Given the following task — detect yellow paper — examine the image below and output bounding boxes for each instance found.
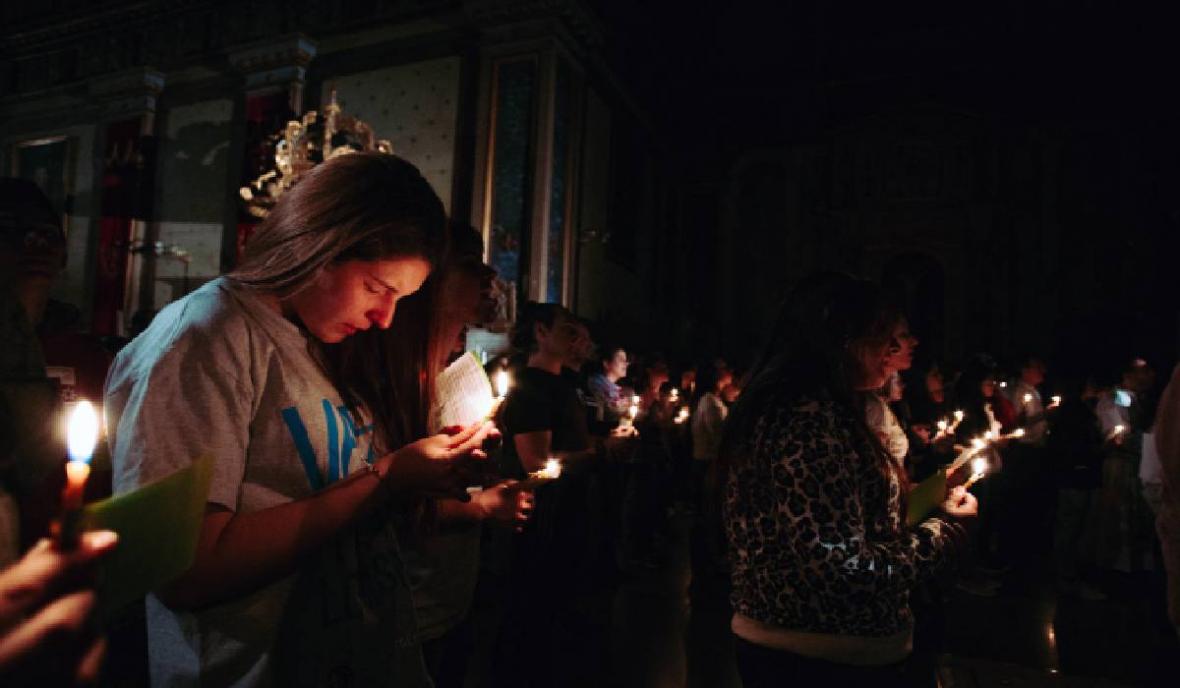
[81,456,213,616]
[906,469,947,527]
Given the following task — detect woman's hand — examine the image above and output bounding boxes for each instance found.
[475,481,534,531]
[940,485,978,520]
[0,530,118,686]
[382,421,497,501]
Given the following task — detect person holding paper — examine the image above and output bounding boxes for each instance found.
[323,222,531,688]
[106,153,493,687]
[721,273,974,688]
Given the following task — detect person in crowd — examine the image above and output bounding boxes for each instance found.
[306,222,532,688]
[1095,357,1156,573]
[1153,363,1180,639]
[492,302,596,687]
[954,354,1010,592]
[0,529,119,685]
[690,360,732,571]
[1048,371,1107,600]
[904,361,955,481]
[1007,355,1055,563]
[588,345,630,423]
[2,178,120,559]
[722,272,974,687]
[106,153,493,687]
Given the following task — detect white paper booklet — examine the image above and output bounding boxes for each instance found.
[429,352,496,434]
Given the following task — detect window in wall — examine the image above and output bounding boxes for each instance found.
[545,60,573,303]
[487,58,537,302]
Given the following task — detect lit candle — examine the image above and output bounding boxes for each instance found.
[999,381,1008,389]
[484,369,511,420]
[1050,395,1062,408]
[58,400,98,549]
[674,405,690,424]
[670,387,680,402]
[521,457,563,488]
[963,455,989,489]
[1004,427,1026,440]
[1023,393,1033,404]
[971,437,987,451]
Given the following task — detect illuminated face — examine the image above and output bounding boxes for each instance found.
[883,320,918,374]
[605,349,629,380]
[537,313,583,361]
[286,257,431,344]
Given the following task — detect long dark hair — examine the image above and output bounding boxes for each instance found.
[230,152,446,296]
[321,223,497,452]
[719,272,902,478]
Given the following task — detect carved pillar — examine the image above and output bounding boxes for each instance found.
[225,34,317,269]
[88,67,165,337]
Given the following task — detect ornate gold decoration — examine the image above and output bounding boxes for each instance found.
[239,89,394,218]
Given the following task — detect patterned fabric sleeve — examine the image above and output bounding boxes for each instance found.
[774,402,956,596]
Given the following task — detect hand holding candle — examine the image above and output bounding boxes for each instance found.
[485,369,511,420]
[521,457,562,489]
[963,455,989,489]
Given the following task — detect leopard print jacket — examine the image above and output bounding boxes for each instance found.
[725,395,958,637]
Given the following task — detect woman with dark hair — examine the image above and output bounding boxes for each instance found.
[588,344,631,425]
[722,273,974,687]
[106,153,494,686]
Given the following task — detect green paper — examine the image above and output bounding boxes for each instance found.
[81,456,213,616]
[906,469,947,527]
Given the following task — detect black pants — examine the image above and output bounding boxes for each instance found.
[734,637,918,688]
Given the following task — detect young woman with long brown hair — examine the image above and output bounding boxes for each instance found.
[721,273,976,687]
[106,152,493,686]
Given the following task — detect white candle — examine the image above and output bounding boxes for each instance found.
[494,370,510,399]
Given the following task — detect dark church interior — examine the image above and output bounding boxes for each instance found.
[2,2,1179,686]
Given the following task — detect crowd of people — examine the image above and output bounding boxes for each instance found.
[1,153,1178,687]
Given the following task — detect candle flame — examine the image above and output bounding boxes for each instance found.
[972,437,987,450]
[937,419,948,431]
[628,403,639,420]
[67,400,99,464]
[1023,393,1033,404]
[1114,424,1125,435]
[540,458,562,479]
[495,370,510,398]
[954,410,965,422]
[984,430,995,440]
[1051,395,1062,405]
[65,459,91,486]
[970,456,988,476]
[1012,428,1026,438]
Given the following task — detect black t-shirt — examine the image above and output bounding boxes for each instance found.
[497,366,590,479]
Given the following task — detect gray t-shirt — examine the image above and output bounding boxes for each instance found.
[106,278,378,687]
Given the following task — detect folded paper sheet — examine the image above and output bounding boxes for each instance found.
[81,456,213,616]
[906,469,947,527]
[429,353,496,434]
